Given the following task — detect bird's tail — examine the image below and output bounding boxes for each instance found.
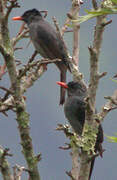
[88,158,95,180]
[89,124,104,180]
[59,69,67,105]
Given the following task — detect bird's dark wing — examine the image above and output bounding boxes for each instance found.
[64,96,85,135]
[29,19,68,64]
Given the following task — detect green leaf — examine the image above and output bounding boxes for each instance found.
[106,134,117,143]
[85,8,112,15]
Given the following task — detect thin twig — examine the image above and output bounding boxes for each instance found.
[18,58,62,79]
[12,29,29,47]
[5,0,20,19]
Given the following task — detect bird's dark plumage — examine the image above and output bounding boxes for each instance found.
[18,9,70,105]
[57,81,103,180]
[64,81,87,135]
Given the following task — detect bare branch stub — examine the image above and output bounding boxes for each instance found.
[56,123,74,137]
[102,19,112,27]
[35,153,42,162]
[98,90,117,122]
[66,171,76,180]
[98,72,107,79]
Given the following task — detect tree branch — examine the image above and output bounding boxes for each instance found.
[0,147,13,180]
[78,152,91,180]
[86,12,112,124]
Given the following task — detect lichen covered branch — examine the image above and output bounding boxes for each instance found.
[0,1,41,179]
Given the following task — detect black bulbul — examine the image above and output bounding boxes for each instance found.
[57,81,104,180]
[12,9,71,105]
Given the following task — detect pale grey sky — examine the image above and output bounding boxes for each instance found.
[0,1,117,179]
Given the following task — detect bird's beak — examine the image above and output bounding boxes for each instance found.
[56,82,68,89]
[12,16,23,21]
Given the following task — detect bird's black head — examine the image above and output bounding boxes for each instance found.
[21,9,42,24]
[57,81,87,98]
[67,81,87,97]
[12,9,42,24]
